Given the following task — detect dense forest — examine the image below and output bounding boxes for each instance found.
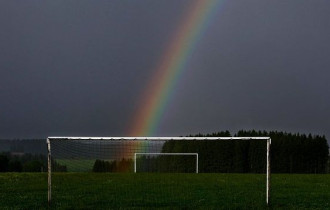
[92,130,329,174]
[1,130,329,173]
[235,130,329,173]
[0,152,66,172]
[159,130,329,173]
[93,159,133,172]
[0,153,47,172]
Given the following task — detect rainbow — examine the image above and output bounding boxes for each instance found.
[129,0,224,136]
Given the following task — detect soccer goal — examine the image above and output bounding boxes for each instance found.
[47,137,271,206]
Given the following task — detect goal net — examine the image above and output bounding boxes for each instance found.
[47,137,271,208]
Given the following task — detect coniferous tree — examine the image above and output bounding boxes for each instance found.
[0,154,9,172]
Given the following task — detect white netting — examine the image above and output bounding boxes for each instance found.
[48,137,269,208]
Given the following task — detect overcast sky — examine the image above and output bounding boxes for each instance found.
[0,0,329,142]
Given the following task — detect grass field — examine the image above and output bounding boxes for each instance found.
[0,173,329,209]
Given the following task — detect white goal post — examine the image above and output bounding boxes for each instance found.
[47,136,271,205]
[134,153,199,173]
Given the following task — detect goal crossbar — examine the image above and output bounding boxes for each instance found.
[47,136,270,141]
[47,136,271,206]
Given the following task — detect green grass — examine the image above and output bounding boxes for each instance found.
[0,173,329,209]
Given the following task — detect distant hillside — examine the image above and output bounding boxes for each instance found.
[0,139,46,155]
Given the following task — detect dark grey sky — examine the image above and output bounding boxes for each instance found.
[1,0,329,142]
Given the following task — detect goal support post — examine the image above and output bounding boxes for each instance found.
[47,138,51,206]
[47,136,271,205]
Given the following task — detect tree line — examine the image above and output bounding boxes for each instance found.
[235,130,329,173]
[92,156,197,173]
[92,159,133,172]
[92,130,329,174]
[0,152,67,172]
[159,130,329,173]
[0,152,47,172]
[1,130,328,173]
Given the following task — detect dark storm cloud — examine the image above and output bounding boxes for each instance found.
[161,0,330,139]
[0,0,329,143]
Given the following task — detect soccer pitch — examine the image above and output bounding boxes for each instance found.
[0,173,329,209]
